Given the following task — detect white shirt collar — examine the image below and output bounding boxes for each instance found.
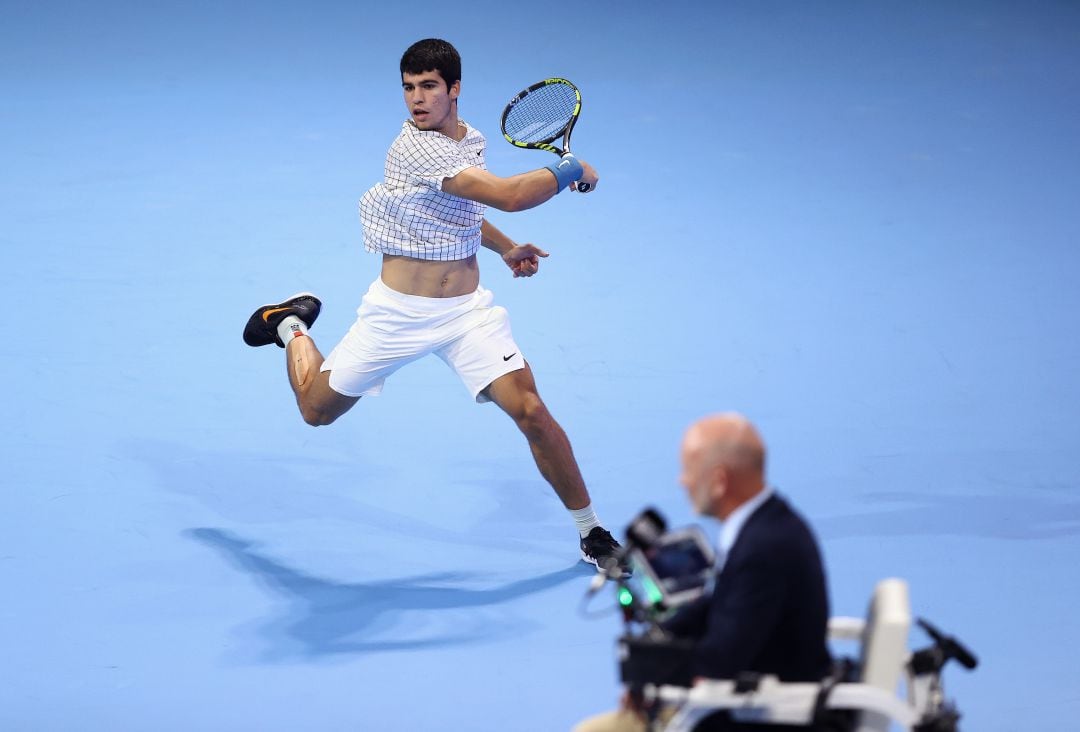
[718,485,774,557]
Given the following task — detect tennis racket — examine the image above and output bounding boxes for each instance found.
[501,77,591,193]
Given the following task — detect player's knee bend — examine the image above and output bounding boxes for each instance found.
[514,393,553,438]
[299,403,340,427]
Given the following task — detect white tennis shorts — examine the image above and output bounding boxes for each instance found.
[320,278,526,402]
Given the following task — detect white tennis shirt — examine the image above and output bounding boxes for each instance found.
[359,120,487,261]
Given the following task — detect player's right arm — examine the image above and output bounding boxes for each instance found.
[442,160,598,212]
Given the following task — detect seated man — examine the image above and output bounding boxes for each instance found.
[576,413,832,732]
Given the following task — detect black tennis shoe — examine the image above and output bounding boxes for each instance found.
[242,292,322,348]
[580,526,627,575]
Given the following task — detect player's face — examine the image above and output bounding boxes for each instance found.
[402,70,460,137]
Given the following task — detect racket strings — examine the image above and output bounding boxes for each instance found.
[503,83,578,144]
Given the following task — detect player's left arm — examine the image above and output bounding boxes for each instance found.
[481,219,549,278]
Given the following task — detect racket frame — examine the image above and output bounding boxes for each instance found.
[501,78,590,192]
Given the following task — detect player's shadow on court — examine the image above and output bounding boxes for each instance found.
[186,527,589,662]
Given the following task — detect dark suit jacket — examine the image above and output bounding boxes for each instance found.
[663,493,832,683]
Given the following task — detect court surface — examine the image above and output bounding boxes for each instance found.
[3,2,1079,730]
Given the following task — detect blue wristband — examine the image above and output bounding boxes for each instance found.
[545,154,584,192]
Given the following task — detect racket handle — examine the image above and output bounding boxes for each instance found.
[576,181,591,193]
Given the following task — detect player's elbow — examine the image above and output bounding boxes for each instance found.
[497,197,530,213]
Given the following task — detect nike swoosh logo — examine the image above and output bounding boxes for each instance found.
[503,353,517,361]
[261,306,292,322]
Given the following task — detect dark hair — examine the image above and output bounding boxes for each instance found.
[400,38,461,89]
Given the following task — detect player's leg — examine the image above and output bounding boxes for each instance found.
[482,366,623,568]
[242,292,359,425]
[284,335,359,425]
[483,364,589,509]
[436,293,623,568]
[430,295,591,509]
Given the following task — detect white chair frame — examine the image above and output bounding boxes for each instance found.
[648,578,951,732]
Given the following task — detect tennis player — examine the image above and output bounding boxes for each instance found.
[242,38,621,569]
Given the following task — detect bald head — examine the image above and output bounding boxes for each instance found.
[680,413,767,519]
[684,413,766,475]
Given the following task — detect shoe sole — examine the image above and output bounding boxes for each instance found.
[581,550,632,577]
[255,292,319,318]
[243,292,321,347]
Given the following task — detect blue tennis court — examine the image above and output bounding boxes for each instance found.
[3,2,1078,729]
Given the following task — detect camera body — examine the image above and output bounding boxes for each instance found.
[614,508,717,688]
[619,507,717,619]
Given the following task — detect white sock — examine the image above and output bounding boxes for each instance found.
[277,315,309,346]
[570,504,601,538]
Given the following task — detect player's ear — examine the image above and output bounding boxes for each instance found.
[449,80,461,101]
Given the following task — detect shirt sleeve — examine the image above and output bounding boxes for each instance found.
[399,132,476,190]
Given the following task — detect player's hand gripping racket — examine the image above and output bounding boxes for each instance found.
[501,78,591,193]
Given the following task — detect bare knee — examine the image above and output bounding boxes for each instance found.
[298,393,357,426]
[300,405,341,427]
[294,369,358,426]
[513,393,556,440]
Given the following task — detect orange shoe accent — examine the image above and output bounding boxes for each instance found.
[261,306,292,322]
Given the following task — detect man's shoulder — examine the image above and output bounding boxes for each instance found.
[388,122,484,176]
[459,119,486,144]
[739,495,817,551]
[749,493,801,524]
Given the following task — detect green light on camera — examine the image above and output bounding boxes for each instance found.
[618,587,634,607]
[643,579,664,605]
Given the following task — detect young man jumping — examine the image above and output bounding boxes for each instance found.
[242,38,621,570]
